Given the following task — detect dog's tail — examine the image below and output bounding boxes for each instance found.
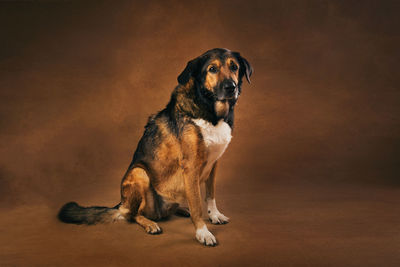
[58,202,124,225]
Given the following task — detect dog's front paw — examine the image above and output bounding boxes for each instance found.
[195,225,217,246]
[209,211,229,224]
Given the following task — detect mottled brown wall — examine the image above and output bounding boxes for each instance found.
[0,0,399,209]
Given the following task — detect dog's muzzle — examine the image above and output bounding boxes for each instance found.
[217,80,238,101]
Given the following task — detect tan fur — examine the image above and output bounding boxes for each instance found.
[205,59,222,91]
[119,115,209,231]
[215,100,229,117]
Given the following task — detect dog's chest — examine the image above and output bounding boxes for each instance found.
[193,119,232,179]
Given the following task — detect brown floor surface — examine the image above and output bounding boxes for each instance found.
[0,182,400,266]
[1,1,399,266]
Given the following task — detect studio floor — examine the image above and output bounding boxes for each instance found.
[1,181,399,266]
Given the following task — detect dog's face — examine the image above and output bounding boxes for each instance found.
[178,48,252,118]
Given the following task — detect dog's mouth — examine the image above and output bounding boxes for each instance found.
[216,95,237,101]
[197,84,238,116]
[216,86,238,101]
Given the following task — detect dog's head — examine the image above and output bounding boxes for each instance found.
[177,48,253,118]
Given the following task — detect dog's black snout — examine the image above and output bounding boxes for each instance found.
[223,80,236,93]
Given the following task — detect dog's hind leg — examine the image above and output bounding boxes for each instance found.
[119,167,162,234]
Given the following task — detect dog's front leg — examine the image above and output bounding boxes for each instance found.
[181,124,217,246]
[184,173,217,246]
[205,162,230,224]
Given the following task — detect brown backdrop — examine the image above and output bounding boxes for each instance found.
[0,1,399,266]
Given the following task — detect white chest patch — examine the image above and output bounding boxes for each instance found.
[193,119,232,179]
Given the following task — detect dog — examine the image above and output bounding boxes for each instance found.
[58,48,252,246]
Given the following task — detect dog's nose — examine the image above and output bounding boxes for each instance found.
[223,80,236,93]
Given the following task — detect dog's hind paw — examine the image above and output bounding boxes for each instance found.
[145,223,162,235]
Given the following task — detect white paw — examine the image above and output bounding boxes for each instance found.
[209,211,229,224]
[195,225,217,246]
[207,199,229,224]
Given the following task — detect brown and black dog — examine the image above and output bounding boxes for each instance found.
[58,48,253,246]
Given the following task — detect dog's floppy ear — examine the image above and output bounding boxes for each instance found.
[177,57,203,85]
[233,52,253,83]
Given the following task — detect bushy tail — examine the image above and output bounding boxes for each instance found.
[58,202,123,225]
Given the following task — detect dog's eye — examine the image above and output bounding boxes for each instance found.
[208,66,218,73]
[230,64,238,71]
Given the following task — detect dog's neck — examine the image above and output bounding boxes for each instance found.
[169,80,235,127]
